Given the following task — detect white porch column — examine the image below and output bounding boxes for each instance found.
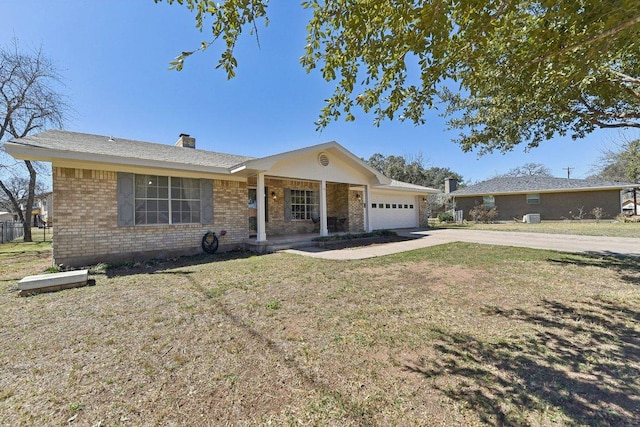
[319,179,328,236]
[364,185,372,232]
[256,172,267,242]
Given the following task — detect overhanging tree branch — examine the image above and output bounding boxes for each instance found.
[531,15,640,65]
[159,0,640,153]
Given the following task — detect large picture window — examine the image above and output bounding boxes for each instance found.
[290,189,318,220]
[134,175,200,225]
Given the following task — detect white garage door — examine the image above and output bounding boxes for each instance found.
[370,194,418,230]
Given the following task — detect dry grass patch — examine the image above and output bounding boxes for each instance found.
[0,243,638,426]
[0,242,52,283]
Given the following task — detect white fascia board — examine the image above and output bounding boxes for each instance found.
[372,185,440,195]
[229,164,247,174]
[4,142,231,175]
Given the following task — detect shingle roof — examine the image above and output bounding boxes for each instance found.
[6,130,439,194]
[10,130,255,169]
[452,176,636,196]
[385,179,439,193]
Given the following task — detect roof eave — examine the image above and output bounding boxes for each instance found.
[4,142,231,175]
[372,184,440,195]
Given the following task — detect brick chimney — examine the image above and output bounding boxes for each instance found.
[444,178,458,193]
[175,133,195,148]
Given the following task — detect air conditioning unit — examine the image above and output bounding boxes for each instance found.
[523,213,541,224]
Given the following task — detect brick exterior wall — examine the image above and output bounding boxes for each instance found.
[52,167,247,266]
[348,189,364,232]
[455,190,622,221]
[264,178,320,236]
[213,179,249,242]
[265,183,285,234]
[419,196,429,227]
[327,182,349,220]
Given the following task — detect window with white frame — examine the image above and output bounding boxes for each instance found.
[290,189,318,220]
[526,193,540,204]
[134,175,200,225]
[483,195,495,208]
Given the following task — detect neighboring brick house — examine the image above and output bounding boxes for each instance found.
[4,130,437,266]
[449,176,636,221]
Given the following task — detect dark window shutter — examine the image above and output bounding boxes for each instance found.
[284,188,291,221]
[117,172,135,226]
[200,179,213,225]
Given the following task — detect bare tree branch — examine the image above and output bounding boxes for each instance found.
[0,40,67,241]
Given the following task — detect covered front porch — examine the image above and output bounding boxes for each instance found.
[246,174,371,243]
[227,141,419,244]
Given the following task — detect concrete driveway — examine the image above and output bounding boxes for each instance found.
[284,228,640,260]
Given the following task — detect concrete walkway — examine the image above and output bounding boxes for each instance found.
[283,228,640,260]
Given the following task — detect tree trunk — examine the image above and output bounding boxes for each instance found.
[0,179,26,223]
[22,160,37,242]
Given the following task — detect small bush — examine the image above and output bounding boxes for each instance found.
[438,212,454,223]
[591,207,605,222]
[469,204,498,224]
[617,214,640,223]
[569,206,586,220]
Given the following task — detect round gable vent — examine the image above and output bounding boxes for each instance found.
[318,152,330,167]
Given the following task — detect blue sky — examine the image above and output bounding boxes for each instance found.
[2,1,636,183]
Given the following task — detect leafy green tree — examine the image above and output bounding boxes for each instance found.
[0,43,67,241]
[155,0,640,153]
[590,139,640,183]
[366,153,463,189]
[496,163,553,178]
[422,167,464,191]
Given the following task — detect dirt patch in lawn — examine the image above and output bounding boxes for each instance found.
[1,243,638,426]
